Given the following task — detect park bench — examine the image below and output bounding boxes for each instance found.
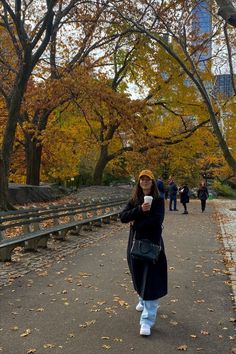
[0,196,128,262]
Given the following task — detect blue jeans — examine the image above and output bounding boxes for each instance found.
[138,297,160,327]
[169,195,177,210]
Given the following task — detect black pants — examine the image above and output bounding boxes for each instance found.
[201,199,206,211]
[182,202,187,211]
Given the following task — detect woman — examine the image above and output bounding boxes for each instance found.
[120,169,167,336]
[197,181,209,212]
[179,183,190,214]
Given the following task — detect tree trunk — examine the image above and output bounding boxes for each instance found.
[0,151,13,211]
[23,110,50,186]
[93,145,109,185]
[25,136,43,186]
[0,89,26,210]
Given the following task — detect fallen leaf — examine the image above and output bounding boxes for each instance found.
[190,334,197,339]
[177,344,188,351]
[79,320,96,328]
[43,344,56,349]
[160,314,168,319]
[102,345,111,349]
[195,299,205,303]
[20,329,31,337]
[27,349,37,353]
[10,326,19,331]
[36,308,44,312]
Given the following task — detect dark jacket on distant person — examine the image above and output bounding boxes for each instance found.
[197,186,209,200]
[179,185,189,204]
[156,179,165,198]
[168,181,178,196]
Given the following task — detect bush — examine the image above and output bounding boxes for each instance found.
[102,172,132,186]
[212,180,236,197]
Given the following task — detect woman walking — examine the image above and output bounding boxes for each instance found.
[179,183,190,214]
[120,169,167,336]
[197,181,209,212]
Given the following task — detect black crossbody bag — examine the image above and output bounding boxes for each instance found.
[131,234,161,264]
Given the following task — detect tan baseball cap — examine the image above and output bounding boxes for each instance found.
[139,169,155,180]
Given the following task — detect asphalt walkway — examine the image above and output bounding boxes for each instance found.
[0,199,235,354]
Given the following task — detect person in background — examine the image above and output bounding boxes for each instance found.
[197,181,209,212]
[179,182,190,214]
[156,176,165,199]
[120,169,167,337]
[168,177,178,211]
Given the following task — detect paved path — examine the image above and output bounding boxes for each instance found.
[213,199,236,309]
[0,199,235,354]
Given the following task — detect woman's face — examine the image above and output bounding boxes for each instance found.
[139,175,152,192]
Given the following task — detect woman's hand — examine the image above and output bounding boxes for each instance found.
[141,202,151,212]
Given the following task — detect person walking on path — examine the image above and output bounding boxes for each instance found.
[120,169,167,337]
[168,177,178,211]
[156,177,165,199]
[179,183,189,214]
[197,181,209,212]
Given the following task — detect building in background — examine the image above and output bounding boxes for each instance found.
[192,0,212,72]
[192,1,235,98]
[213,74,235,98]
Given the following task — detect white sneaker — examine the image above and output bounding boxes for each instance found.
[140,324,151,336]
[136,302,144,312]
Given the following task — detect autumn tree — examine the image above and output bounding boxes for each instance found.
[18,2,126,187]
[0,0,90,209]
[109,0,236,178]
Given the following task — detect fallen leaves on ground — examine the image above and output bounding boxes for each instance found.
[113,296,129,308]
[79,320,96,328]
[26,349,37,353]
[43,344,56,349]
[177,344,188,351]
[102,344,111,350]
[20,329,31,337]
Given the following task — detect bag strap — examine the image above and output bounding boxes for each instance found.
[130,222,162,248]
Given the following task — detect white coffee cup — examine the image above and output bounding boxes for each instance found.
[144,195,153,206]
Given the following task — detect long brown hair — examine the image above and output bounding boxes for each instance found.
[199,181,206,188]
[130,178,159,205]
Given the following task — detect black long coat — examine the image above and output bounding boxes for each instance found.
[179,185,189,204]
[120,196,168,300]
